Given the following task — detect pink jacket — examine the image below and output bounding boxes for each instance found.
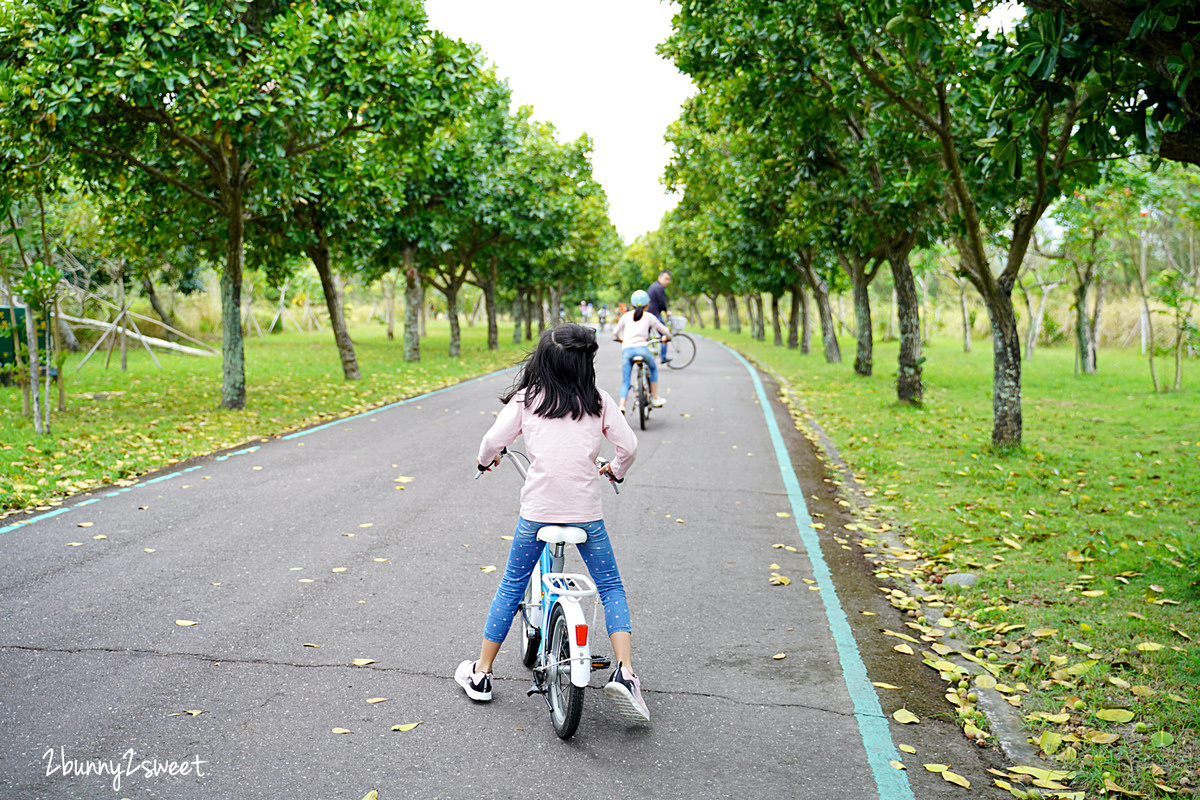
[478,388,637,523]
[613,310,670,350]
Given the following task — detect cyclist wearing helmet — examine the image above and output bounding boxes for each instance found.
[612,289,671,414]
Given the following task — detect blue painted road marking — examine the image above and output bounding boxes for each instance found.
[723,343,914,800]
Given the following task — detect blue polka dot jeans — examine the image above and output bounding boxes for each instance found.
[483,517,631,644]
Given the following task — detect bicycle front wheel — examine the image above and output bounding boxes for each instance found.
[547,605,584,739]
[519,560,542,669]
[665,333,696,369]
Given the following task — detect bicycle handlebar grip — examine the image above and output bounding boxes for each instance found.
[477,462,490,473]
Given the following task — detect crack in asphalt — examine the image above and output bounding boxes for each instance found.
[0,643,863,719]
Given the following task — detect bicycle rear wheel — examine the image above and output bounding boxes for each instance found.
[665,333,696,369]
[637,364,649,430]
[547,604,584,739]
[518,560,542,669]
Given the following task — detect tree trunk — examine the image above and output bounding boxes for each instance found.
[483,257,499,350]
[1090,277,1104,370]
[117,269,128,371]
[1134,236,1160,391]
[851,277,872,376]
[385,271,396,341]
[771,292,783,346]
[959,283,972,354]
[984,284,1023,447]
[689,297,704,328]
[35,187,64,417]
[307,235,361,380]
[512,292,523,344]
[403,246,420,362]
[889,241,923,404]
[220,201,247,409]
[24,298,43,434]
[536,286,545,333]
[525,289,533,340]
[2,213,31,414]
[447,283,461,356]
[795,254,838,362]
[787,283,801,349]
[142,276,179,341]
[727,294,741,333]
[708,293,721,330]
[837,251,880,377]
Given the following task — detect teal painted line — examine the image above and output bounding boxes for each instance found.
[0,506,72,534]
[281,369,515,441]
[723,343,914,800]
[143,471,182,485]
[74,499,100,506]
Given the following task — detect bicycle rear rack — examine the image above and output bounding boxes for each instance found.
[542,572,598,599]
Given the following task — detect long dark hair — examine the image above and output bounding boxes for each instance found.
[633,307,645,321]
[501,323,602,419]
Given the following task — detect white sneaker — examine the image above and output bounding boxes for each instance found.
[604,666,650,722]
[650,397,664,408]
[455,660,493,702]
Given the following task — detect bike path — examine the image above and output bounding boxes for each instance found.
[0,333,1001,799]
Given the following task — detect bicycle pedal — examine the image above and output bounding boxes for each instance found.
[526,681,545,697]
[591,656,611,670]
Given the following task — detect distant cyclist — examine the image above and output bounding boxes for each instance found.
[646,270,672,364]
[612,289,670,415]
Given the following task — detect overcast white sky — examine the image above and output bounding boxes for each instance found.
[423,0,695,243]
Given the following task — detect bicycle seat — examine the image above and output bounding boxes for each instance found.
[630,355,646,363]
[537,525,588,545]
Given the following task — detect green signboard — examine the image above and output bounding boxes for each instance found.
[0,306,51,369]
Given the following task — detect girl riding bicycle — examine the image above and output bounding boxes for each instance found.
[612,289,671,415]
[458,323,651,722]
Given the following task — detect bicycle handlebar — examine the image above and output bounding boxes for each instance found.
[476,449,619,494]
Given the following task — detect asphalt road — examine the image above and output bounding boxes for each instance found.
[0,332,1005,800]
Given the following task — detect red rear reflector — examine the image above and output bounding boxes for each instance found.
[575,624,588,646]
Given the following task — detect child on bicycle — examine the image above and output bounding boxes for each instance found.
[612,289,671,415]
[458,323,650,722]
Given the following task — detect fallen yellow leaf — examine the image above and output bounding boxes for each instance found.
[481,565,497,573]
[303,643,320,648]
[77,522,93,528]
[889,760,906,770]
[924,764,948,773]
[941,770,970,789]
[872,682,901,690]
[898,744,916,754]
[351,658,376,666]
[776,512,790,518]
[331,727,351,734]
[893,643,914,655]
[391,722,423,732]
[366,698,390,704]
[772,653,787,660]
[1136,641,1163,652]
[893,708,919,724]
[332,567,348,573]
[175,620,198,627]
[395,476,415,483]
[359,523,373,528]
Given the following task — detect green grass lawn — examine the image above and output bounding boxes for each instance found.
[1,323,529,513]
[705,326,1199,796]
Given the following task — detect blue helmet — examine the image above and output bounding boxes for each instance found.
[631,289,650,307]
